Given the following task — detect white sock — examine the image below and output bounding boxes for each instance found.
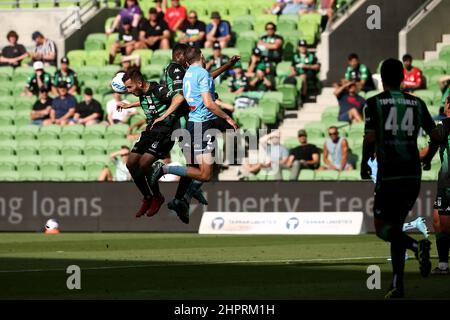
[438,262,448,270]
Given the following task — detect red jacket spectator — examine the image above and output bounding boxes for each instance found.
[402,54,423,92]
[164,0,187,32]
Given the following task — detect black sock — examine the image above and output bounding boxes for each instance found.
[436,232,449,264]
[400,233,418,254]
[145,169,161,197]
[185,180,203,202]
[130,167,152,199]
[390,241,406,290]
[380,225,418,254]
[175,176,192,200]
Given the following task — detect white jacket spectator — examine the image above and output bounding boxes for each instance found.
[106,93,137,124]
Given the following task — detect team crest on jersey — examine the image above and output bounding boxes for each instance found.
[174,68,181,73]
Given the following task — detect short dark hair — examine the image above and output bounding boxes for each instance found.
[124,0,138,9]
[121,145,130,150]
[172,42,189,62]
[149,7,158,14]
[402,53,412,62]
[265,22,276,31]
[380,58,404,88]
[123,67,145,84]
[348,53,359,61]
[6,30,18,41]
[185,46,202,64]
[328,126,338,132]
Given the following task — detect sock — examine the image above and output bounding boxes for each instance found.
[436,232,449,265]
[390,240,406,290]
[175,176,192,200]
[185,180,203,203]
[130,167,152,199]
[166,165,188,177]
[145,168,161,197]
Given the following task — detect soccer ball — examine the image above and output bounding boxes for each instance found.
[45,219,59,231]
[111,72,127,93]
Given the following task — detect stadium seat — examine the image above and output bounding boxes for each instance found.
[414,89,435,105]
[258,99,279,125]
[42,170,66,182]
[85,50,108,67]
[233,20,253,33]
[298,169,315,181]
[67,50,87,67]
[282,31,301,61]
[61,140,86,156]
[0,171,20,181]
[424,59,447,77]
[16,140,39,156]
[39,139,63,155]
[84,33,107,51]
[83,124,107,139]
[0,162,15,172]
[276,84,297,110]
[314,170,340,181]
[0,96,14,109]
[236,110,260,134]
[232,15,255,25]
[15,126,39,141]
[65,170,89,181]
[0,67,13,82]
[104,16,116,32]
[40,154,64,166]
[304,122,327,136]
[283,137,299,149]
[339,170,360,181]
[142,64,165,79]
[105,123,129,139]
[277,19,298,33]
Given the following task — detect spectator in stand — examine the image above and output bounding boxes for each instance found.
[106,0,142,35]
[401,54,423,92]
[106,92,137,124]
[334,81,365,123]
[72,88,103,125]
[439,75,450,108]
[50,83,77,126]
[126,118,146,140]
[164,0,187,33]
[31,31,57,66]
[179,11,206,48]
[137,7,171,50]
[298,0,317,15]
[241,130,289,179]
[53,56,79,96]
[98,146,132,182]
[285,129,320,180]
[205,11,232,49]
[246,47,275,78]
[281,0,304,14]
[0,30,29,68]
[265,0,291,15]
[284,39,320,100]
[109,17,139,64]
[22,61,52,97]
[319,0,336,27]
[154,0,166,21]
[256,22,284,64]
[247,49,275,92]
[318,126,353,171]
[205,41,230,84]
[342,53,375,92]
[31,88,53,125]
[228,61,248,94]
[120,54,141,72]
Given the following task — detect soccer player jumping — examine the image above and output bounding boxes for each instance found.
[422,95,450,275]
[149,46,238,223]
[361,58,439,298]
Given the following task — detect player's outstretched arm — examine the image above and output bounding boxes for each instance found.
[117,101,140,111]
[151,93,185,128]
[211,55,241,79]
[202,91,238,130]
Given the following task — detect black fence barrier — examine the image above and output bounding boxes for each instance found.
[0,181,437,232]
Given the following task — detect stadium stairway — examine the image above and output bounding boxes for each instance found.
[278,87,337,140]
[424,34,450,61]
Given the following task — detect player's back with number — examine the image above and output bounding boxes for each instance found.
[183,65,217,122]
[364,91,435,179]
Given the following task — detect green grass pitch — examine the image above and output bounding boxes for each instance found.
[0,233,449,299]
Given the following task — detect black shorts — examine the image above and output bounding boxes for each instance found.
[434,188,450,215]
[373,179,421,224]
[182,120,220,159]
[131,128,174,158]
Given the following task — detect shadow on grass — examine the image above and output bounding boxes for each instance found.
[1,257,449,300]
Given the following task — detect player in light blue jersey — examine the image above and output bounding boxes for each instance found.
[150,46,238,223]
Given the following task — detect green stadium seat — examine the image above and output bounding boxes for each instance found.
[236,110,260,134]
[151,49,172,64]
[339,170,360,181]
[65,170,89,181]
[0,96,14,109]
[39,139,62,156]
[304,122,327,136]
[232,15,255,25]
[277,19,298,33]
[67,50,87,67]
[0,171,20,181]
[85,50,108,67]
[233,20,254,33]
[0,67,13,82]
[262,91,283,105]
[39,124,62,139]
[222,48,240,57]
[283,137,299,149]
[424,59,448,77]
[0,130,14,141]
[13,67,32,83]
[61,124,84,136]
[0,110,16,123]
[142,64,164,79]
[41,169,66,181]
[15,126,39,141]
[84,145,106,157]
[105,123,129,139]
[14,96,35,111]
[258,99,278,125]
[40,154,64,165]
[87,154,109,165]
[107,138,130,149]
[84,33,107,51]
[298,169,315,181]
[282,31,301,61]
[18,171,42,181]
[77,66,101,80]
[0,163,15,172]
[61,140,85,156]
[83,124,107,138]
[104,16,116,32]
[438,45,450,61]
[414,89,435,105]
[314,170,340,181]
